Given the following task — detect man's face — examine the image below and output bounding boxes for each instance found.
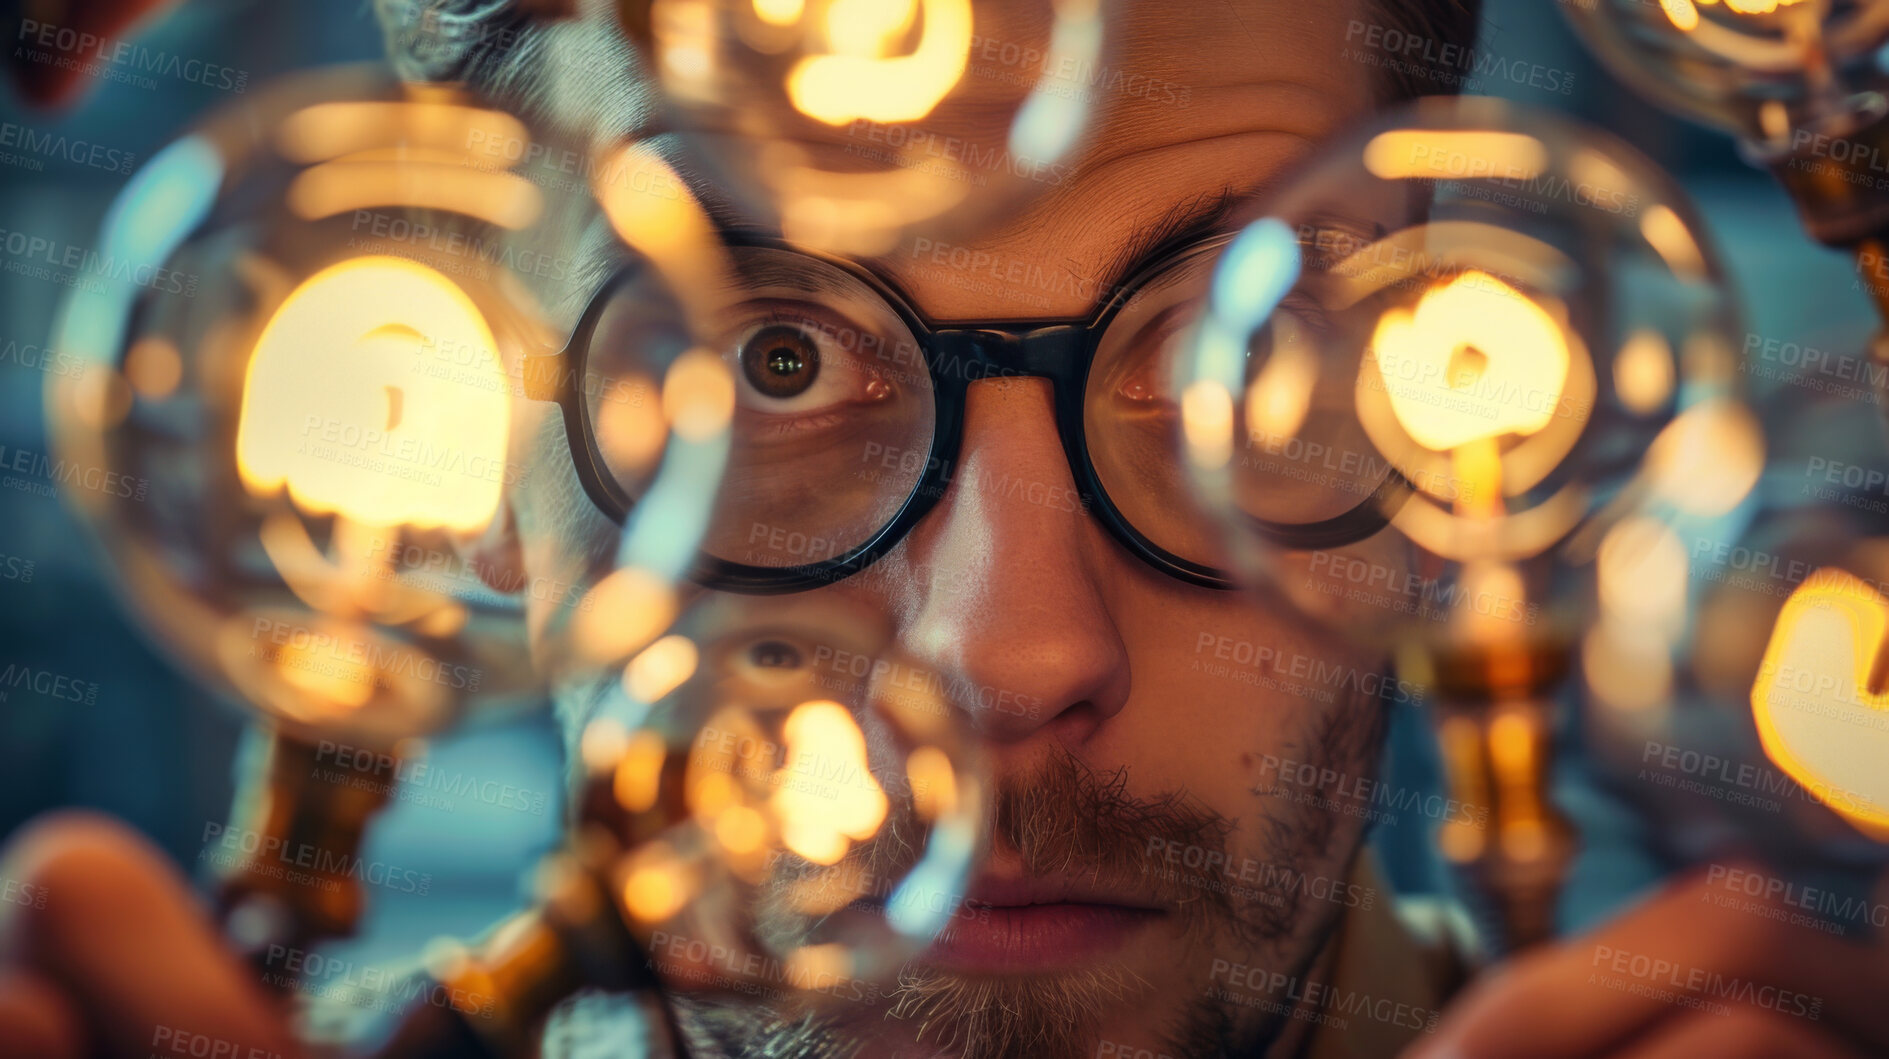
[510,2,1399,1055]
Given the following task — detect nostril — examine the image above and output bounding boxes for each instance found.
[1044,699,1109,744]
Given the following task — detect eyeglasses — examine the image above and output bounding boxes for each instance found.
[524,231,1401,595]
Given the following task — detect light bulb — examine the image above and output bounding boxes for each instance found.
[1170,95,1756,949]
[561,590,984,1013]
[40,66,636,749]
[45,70,530,751]
[620,0,1113,254]
[1176,96,1751,665]
[1583,364,1889,868]
[1561,0,1889,147]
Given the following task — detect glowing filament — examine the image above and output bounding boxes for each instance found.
[1662,0,1810,31]
[1362,131,1548,182]
[1368,271,1570,455]
[234,256,507,532]
[1750,569,1889,834]
[786,0,972,124]
[774,701,887,865]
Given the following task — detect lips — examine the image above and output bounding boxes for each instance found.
[920,873,1165,974]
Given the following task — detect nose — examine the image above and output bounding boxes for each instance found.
[895,377,1132,745]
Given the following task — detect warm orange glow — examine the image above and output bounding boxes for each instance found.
[571,566,679,666]
[784,944,852,985]
[1614,330,1676,415]
[1489,710,1536,773]
[625,634,700,704]
[234,256,508,533]
[662,349,736,442]
[125,337,183,400]
[288,162,543,229]
[70,368,132,431]
[753,0,806,26]
[715,804,769,855]
[581,717,632,773]
[1244,330,1317,444]
[595,373,667,475]
[613,729,670,813]
[1662,0,1811,30]
[1368,271,1571,453]
[1642,400,1763,517]
[907,745,957,820]
[276,99,543,228]
[1750,569,1889,833]
[1362,131,1548,182]
[594,145,705,259]
[275,102,530,165]
[775,163,972,254]
[1639,205,1707,280]
[623,851,692,922]
[1181,379,1234,470]
[1436,714,1487,864]
[775,700,887,865]
[1597,516,1689,630]
[785,0,972,125]
[1584,619,1674,712]
[1662,0,1703,30]
[689,769,743,823]
[274,635,376,712]
[1451,560,1530,646]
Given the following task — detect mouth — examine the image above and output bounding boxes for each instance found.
[920,873,1165,975]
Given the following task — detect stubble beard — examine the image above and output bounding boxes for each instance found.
[671,699,1383,1059]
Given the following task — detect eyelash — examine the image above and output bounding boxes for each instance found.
[728,301,900,429]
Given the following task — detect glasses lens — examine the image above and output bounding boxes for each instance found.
[1083,244,1228,568]
[588,245,936,570]
[1225,275,1391,530]
[1085,242,1388,568]
[585,263,690,507]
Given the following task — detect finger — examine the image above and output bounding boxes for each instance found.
[0,968,87,1058]
[4,0,181,107]
[0,811,304,1059]
[1405,861,1888,1059]
[1612,1007,1865,1059]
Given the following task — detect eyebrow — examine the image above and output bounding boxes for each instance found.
[698,181,1247,310]
[1091,189,1243,299]
[651,169,1377,321]
[729,253,861,300]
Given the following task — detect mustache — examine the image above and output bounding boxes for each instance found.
[988,748,1237,925]
[760,744,1243,950]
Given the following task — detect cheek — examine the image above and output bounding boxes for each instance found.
[1274,533,1418,635]
[1100,581,1380,818]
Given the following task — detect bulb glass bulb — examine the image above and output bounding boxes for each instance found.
[1175,97,1750,663]
[627,0,1113,254]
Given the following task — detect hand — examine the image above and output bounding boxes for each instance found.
[0,811,304,1059]
[1407,860,1889,1058]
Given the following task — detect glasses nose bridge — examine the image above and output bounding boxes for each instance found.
[929,324,1089,385]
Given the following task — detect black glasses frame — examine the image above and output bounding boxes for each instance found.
[525,231,1402,595]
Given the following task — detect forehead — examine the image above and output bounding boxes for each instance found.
[867,0,1377,321]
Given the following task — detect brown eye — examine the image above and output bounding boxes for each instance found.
[740,325,821,399]
[748,639,803,669]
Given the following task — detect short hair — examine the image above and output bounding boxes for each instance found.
[1371,0,1486,102]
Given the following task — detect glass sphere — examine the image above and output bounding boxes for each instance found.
[1582,358,1889,867]
[1175,96,1755,670]
[43,66,668,750]
[566,590,983,1011]
[623,0,1113,254]
[1561,0,1889,146]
